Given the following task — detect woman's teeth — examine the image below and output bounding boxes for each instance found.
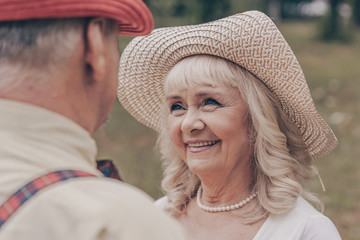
[187,141,218,147]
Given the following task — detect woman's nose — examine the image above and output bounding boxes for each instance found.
[180,109,205,134]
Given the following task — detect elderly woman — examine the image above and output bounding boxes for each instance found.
[117,11,341,239]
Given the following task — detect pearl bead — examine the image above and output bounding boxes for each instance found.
[196,186,257,213]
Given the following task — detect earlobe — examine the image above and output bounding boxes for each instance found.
[84,18,107,83]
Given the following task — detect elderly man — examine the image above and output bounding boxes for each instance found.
[0,1,185,239]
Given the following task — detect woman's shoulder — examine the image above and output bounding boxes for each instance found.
[254,197,341,240]
[154,196,168,209]
[293,197,341,239]
[293,197,335,222]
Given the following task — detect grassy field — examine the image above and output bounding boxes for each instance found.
[95,19,360,239]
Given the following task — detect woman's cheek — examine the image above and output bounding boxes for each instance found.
[168,118,186,159]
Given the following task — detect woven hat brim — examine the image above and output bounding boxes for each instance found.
[0,0,154,36]
[118,11,337,160]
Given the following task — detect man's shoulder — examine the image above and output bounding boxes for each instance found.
[154,195,168,209]
[0,177,187,240]
[40,177,155,210]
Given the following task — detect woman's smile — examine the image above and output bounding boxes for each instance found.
[186,140,220,153]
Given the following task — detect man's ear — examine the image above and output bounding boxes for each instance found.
[84,18,108,83]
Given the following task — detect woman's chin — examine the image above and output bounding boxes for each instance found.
[187,160,220,177]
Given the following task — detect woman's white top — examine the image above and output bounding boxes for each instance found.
[155,196,342,240]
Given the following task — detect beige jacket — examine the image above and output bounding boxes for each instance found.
[0,99,185,240]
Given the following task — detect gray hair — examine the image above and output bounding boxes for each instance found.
[0,18,117,91]
[0,18,89,66]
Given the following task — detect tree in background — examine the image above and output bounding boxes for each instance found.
[320,0,347,40]
[144,0,354,41]
[197,0,231,22]
[264,0,315,20]
[264,0,281,20]
[173,0,187,17]
[146,0,270,25]
[263,0,351,41]
[170,0,232,23]
[354,0,360,26]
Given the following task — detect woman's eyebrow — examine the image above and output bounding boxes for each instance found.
[165,95,182,101]
[195,91,223,98]
[166,91,224,100]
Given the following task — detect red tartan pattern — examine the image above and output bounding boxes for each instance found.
[0,170,96,228]
[96,160,122,181]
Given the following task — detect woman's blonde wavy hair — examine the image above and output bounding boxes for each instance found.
[157,55,322,223]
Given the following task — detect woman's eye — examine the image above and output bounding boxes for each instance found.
[170,103,185,112]
[203,98,221,106]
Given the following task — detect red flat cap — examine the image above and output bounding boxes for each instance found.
[0,0,154,36]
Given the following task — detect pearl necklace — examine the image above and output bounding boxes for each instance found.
[196,186,257,213]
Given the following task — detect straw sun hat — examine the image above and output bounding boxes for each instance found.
[0,0,153,36]
[117,10,337,160]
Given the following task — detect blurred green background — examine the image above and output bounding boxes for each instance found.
[95,0,360,239]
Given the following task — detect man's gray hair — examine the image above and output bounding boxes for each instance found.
[0,18,117,91]
[0,18,89,67]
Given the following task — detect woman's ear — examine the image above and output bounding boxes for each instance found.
[84,18,108,84]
